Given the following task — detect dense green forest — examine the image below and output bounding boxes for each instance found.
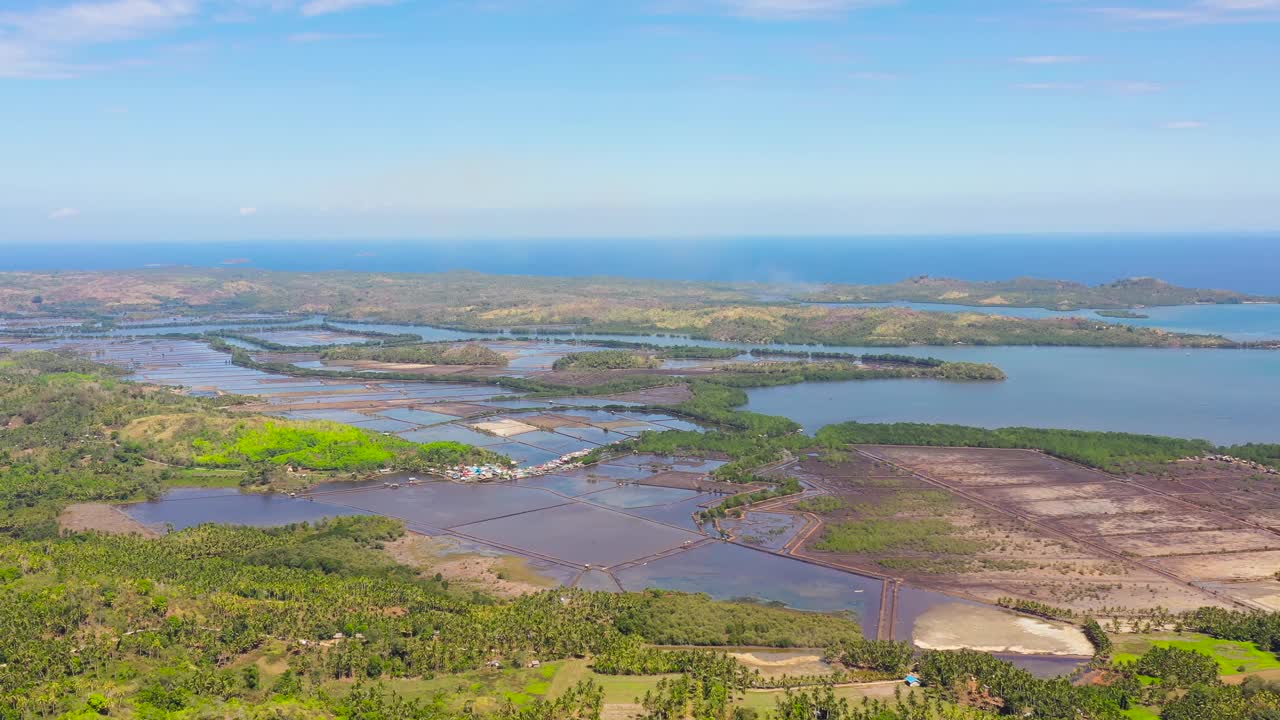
[0,517,867,718]
[815,423,1218,473]
[552,350,664,371]
[322,342,509,366]
[815,422,1278,473]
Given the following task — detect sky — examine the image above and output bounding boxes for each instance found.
[1,0,1278,242]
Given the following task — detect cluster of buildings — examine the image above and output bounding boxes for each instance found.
[445,463,518,482]
[1202,454,1279,476]
[510,448,597,479]
[443,448,598,482]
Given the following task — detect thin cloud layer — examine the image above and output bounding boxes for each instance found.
[0,0,397,77]
[299,0,398,17]
[719,0,898,20]
[0,0,196,77]
[1092,0,1280,24]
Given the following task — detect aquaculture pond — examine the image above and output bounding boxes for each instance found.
[121,472,1093,661]
[325,319,1280,445]
[123,488,364,531]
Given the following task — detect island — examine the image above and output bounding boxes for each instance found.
[796,275,1276,310]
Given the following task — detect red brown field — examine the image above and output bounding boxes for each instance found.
[768,446,1280,616]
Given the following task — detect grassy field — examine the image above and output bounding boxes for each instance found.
[1113,632,1280,675]
[322,662,563,713]
[546,659,908,715]
[1120,706,1162,720]
[815,518,986,555]
[161,468,246,487]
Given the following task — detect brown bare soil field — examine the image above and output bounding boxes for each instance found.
[1017,495,1185,518]
[1106,529,1280,558]
[637,470,746,494]
[1243,510,1280,530]
[1201,580,1280,612]
[1056,512,1231,536]
[1154,550,1280,582]
[778,453,1206,613]
[969,481,1144,504]
[59,503,159,538]
[384,534,556,599]
[780,446,1280,613]
[602,384,693,405]
[521,414,590,430]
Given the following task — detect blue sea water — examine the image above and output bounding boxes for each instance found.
[318,321,1280,444]
[743,346,1280,446]
[2,234,1278,294]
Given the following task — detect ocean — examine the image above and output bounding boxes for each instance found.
[2,234,1278,294]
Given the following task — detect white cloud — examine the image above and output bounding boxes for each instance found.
[0,0,197,78]
[1012,80,1165,95]
[49,207,81,220]
[1110,81,1165,95]
[0,0,197,44]
[716,0,898,20]
[299,0,397,17]
[1162,120,1207,129]
[1092,1,1280,24]
[1014,55,1088,64]
[238,206,258,216]
[1200,0,1280,8]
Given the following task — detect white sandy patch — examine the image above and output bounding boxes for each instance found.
[728,652,824,668]
[912,602,1093,656]
[470,418,539,437]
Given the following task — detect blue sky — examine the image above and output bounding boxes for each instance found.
[1,0,1278,241]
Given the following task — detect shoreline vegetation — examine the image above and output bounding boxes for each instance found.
[1096,309,1151,319]
[794,275,1276,310]
[1,269,1275,348]
[5,341,1280,716]
[204,336,1008,401]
